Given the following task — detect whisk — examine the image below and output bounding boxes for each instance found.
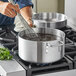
[8,0,38,39]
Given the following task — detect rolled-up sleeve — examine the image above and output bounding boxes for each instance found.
[16,0,33,9]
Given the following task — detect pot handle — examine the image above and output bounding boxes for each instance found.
[46,41,64,47]
[45,41,64,54]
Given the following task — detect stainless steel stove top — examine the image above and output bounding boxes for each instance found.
[0,26,76,76]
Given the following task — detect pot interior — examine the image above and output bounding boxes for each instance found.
[19,28,65,42]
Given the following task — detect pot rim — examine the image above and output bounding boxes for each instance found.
[32,12,67,22]
[18,28,65,42]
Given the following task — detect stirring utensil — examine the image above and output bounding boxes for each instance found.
[8,0,38,39]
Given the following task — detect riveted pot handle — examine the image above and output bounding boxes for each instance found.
[46,41,64,47]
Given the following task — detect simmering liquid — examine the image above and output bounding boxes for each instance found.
[22,33,60,41]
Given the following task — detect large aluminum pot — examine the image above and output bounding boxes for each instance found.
[32,12,67,29]
[18,28,65,63]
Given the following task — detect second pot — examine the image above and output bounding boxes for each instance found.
[32,12,67,29]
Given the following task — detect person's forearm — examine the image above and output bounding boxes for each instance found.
[20,6,32,21]
[20,6,33,26]
[0,1,4,4]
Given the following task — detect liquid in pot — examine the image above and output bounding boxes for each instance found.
[22,33,60,41]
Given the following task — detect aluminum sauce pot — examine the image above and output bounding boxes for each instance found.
[18,28,65,63]
[32,12,67,29]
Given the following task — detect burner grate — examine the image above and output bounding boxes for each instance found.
[0,28,17,50]
[66,53,76,69]
[61,26,76,42]
[65,44,76,55]
[12,52,73,76]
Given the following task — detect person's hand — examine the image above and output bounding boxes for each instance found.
[26,18,33,27]
[0,2,20,18]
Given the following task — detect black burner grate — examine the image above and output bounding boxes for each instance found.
[12,53,73,76]
[0,28,17,50]
[61,26,76,42]
[66,53,76,69]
